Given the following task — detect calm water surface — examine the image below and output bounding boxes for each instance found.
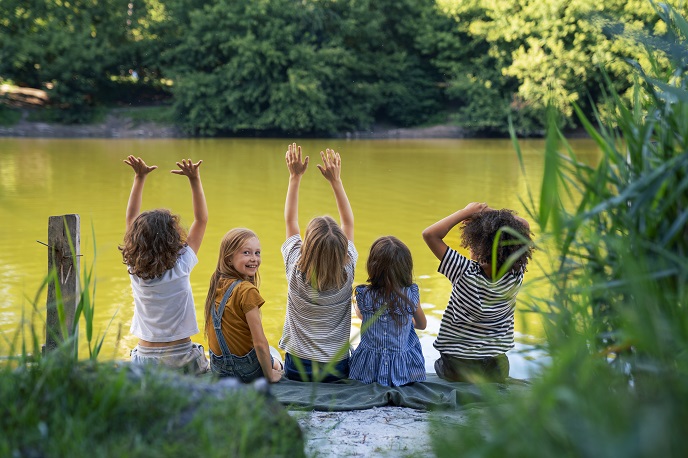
[0,138,598,376]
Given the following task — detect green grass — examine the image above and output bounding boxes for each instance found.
[0,356,304,457]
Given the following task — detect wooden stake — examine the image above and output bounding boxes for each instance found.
[44,214,80,354]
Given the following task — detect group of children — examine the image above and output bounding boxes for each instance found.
[120,144,533,387]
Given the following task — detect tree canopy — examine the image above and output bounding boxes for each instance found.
[1,0,685,134]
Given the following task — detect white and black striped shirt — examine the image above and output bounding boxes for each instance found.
[433,247,524,358]
[279,234,358,363]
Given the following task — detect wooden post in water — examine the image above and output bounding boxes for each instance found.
[44,214,80,354]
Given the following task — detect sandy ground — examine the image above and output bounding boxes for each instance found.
[290,407,469,458]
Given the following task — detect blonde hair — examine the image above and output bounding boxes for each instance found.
[298,216,348,291]
[203,228,260,337]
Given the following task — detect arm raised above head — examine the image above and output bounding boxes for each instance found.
[124,155,158,231]
[317,149,354,241]
[422,202,488,260]
[171,158,207,254]
[284,143,309,239]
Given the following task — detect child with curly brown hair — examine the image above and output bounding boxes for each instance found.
[422,202,533,383]
[120,155,209,375]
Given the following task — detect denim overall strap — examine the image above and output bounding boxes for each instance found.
[212,280,242,357]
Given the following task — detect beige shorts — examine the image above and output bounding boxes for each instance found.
[131,341,210,376]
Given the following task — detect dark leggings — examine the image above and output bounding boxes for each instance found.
[434,353,509,383]
[284,353,349,383]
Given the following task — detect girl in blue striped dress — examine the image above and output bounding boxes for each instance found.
[349,236,427,386]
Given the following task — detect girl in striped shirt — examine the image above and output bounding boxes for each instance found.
[280,143,357,382]
[349,236,427,386]
[422,202,532,383]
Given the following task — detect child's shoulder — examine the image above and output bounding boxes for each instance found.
[281,234,303,256]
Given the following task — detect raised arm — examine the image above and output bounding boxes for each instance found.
[124,155,158,230]
[317,149,354,241]
[284,143,309,239]
[171,159,207,254]
[422,202,488,260]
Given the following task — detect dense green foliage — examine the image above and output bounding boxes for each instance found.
[154,0,446,135]
[1,0,686,133]
[432,3,688,457]
[0,355,304,457]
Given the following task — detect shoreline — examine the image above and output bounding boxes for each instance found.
[0,108,517,140]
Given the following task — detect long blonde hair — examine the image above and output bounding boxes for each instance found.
[203,228,260,337]
[298,216,349,291]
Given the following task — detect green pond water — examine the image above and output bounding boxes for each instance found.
[0,137,599,376]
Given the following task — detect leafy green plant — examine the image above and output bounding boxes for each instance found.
[431,3,688,457]
[0,103,21,126]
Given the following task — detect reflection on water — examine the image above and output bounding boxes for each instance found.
[0,137,597,372]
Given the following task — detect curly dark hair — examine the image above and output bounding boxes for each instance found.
[461,209,533,276]
[119,209,187,280]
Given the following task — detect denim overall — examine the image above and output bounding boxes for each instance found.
[210,280,263,382]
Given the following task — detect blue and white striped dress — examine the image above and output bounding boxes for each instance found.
[349,284,426,386]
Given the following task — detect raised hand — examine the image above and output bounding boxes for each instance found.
[463,202,489,217]
[124,155,157,176]
[316,148,341,183]
[171,158,203,179]
[285,143,309,177]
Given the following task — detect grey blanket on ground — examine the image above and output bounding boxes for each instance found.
[270,374,529,411]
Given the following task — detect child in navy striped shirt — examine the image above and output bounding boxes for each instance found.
[349,236,427,386]
[423,202,532,383]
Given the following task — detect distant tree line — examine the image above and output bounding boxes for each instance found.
[0,0,685,135]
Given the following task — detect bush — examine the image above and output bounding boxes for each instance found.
[0,356,304,457]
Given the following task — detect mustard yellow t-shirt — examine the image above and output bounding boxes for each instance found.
[207,279,265,357]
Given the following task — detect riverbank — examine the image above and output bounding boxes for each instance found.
[0,107,471,139]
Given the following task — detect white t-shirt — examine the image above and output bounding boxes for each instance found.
[279,234,358,362]
[129,247,200,342]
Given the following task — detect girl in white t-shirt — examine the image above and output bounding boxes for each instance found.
[119,155,209,375]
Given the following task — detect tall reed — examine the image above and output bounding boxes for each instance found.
[433,3,688,456]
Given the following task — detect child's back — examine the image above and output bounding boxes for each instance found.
[423,203,532,383]
[121,156,209,375]
[349,236,426,387]
[280,144,357,382]
[280,224,357,363]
